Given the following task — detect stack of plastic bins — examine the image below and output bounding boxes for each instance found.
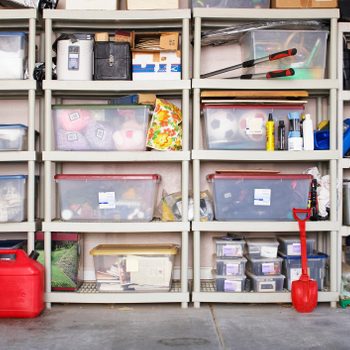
[245,238,285,292]
[277,236,328,291]
[214,237,246,292]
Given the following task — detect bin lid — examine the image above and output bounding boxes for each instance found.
[90,244,178,256]
[207,173,312,180]
[203,104,304,110]
[0,124,27,129]
[0,175,27,180]
[55,174,160,181]
[246,238,279,245]
[52,104,150,110]
[279,252,328,260]
[0,32,26,37]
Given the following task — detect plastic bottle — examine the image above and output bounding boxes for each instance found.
[266,113,275,151]
[277,120,286,150]
[303,114,315,151]
[288,112,303,151]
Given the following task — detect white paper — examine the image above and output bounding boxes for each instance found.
[226,263,239,276]
[287,243,301,256]
[126,257,139,272]
[262,263,274,274]
[245,117,263,135]
[260,246,277,258]
[224,280,241,292]
[98,192,116,209]
[258,281,276,292]
[223,245,241,257]
[254,189,271,206]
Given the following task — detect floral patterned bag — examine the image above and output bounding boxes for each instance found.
[146,99,182,151]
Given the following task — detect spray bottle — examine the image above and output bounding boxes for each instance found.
[266,113,275,151]
[303,114,314,151]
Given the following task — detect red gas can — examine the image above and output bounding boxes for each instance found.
[0,249,44,318]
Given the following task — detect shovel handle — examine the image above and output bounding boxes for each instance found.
[293,208,311,276]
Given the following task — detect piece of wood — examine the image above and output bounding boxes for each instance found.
[201,90,309,98]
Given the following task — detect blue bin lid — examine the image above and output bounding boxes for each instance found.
[279,252,328,260]
[0,175,27,180]
[0,124,27,129]
[0,32,26,36]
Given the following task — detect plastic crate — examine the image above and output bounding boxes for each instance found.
[245,238,280,258]
[246,257,283,276]
[53,105,150,151]
[277,235,316,256]
[55,174,160,222]
[215,237,245,258]
[240,30,329,79]
[0,124,28,151]
[246,271,285,292]
[192,0,270,8]
[207,173,312,221]
[280,252,328,291]
[0,175,27,222]
[215,275,246,292]
[202,104,304,150]
[216,258,247,276]
[90,244,178,292]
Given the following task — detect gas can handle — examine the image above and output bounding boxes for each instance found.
[0,249,28,261]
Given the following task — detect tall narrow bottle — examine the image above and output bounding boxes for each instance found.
[266,113,275,151]
[278,120,286,150]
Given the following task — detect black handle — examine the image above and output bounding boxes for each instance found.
[269,48,297,61]
[266,68,295,79]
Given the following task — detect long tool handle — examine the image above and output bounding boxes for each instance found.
[293,208,311,276]
[238,68,295,80]
[200,48,297,79]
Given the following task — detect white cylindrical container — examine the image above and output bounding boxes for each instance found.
[56,34,93,81]
[303,114,315,151]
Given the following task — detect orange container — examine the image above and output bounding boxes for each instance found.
[0,250,44,318]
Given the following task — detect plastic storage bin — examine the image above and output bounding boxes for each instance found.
[240,30,329,79]
[0,124,28,151]
[215,237,245,258]
[207,173,312,221]
[215,275,246,292]
[53,105,150,151]
[277,235,316,256]
[246,238,279,258]
[127,0,179,9]
[246,257,283,276]
[0,240,27,260]
[0,32,27,80]
[0,175,27,222]
[281,252,328,290]
[246,271,285,292]
[216,258,247,276]
[55,174,160,222]
[90,244,178,292]
[202,104,304,150]
[192,0,270,7]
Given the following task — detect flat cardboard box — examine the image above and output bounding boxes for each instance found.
[132,32,179,51]
[132,50,181,81]
[271,0,337,8]
[58,0,118,10]
[127,0,179,10]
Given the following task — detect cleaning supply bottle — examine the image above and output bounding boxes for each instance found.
[277,120,286,150]
[288,112,303,151]
[266,113,275,151]
[303,114,314,151]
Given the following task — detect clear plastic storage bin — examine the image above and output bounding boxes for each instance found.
[216,258,247,276]
[192,0,270,8]
[0,32,27,79]
[0,175,27,222]
[0,124,28,151]
[246,257,283,276]
[55,174,160,222]
[207,173,312,221]
[90,244,178,292]
[280,252,328,291]
[203,104,304,150]
[52,105,150,151]
[240,30,329,79]
[215,275,246,292]
[246,238,280,258]
[215,237,245,258]
[246,271,285,292]
[277,235,316,256]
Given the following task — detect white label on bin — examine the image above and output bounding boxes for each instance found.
[246,118,263,135]
[224,192,232,199]
[226,263,239,275]
[224,280,241,292]
[258,281,276,292]
[126,257,139,272]
[288,243,301,256]
[98,192,116,209]
[254,189,271,206]
[291,268,303,283]
[67,132,78,142]
[223,245,242,257]
[262,263,274,274]
[69,111,80,121]
[260,246,277,258]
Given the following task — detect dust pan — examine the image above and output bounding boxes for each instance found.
[291,208,318,313]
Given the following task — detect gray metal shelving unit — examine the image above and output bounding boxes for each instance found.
[0,9,38,253]
[192,8,340,308]
[42,9,191,308]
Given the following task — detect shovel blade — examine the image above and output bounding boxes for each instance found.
[291,278,318,313]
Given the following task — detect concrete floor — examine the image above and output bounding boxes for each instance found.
[0,304,350,350]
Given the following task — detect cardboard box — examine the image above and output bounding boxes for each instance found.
[132,51,181,80]
[58,0,118,10]
[271,0,337,8]
[127,0,179,10]
[133,32,179,51]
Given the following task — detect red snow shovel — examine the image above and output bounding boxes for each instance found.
[292,208,318,313]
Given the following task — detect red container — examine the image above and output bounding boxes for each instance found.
[0,249,44,318]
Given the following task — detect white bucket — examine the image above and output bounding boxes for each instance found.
[56,34,93,81]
